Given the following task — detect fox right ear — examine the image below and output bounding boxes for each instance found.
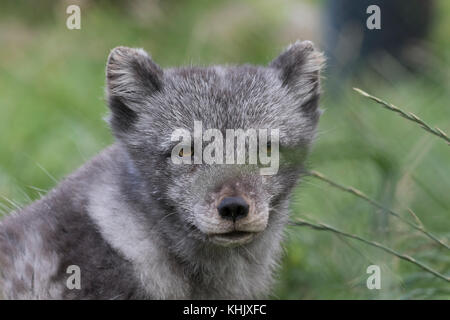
[106,46,163,131]
[270,41,324,112]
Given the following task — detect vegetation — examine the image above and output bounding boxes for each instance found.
[0,0,448,299]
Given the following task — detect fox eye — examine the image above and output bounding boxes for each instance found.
[179,148,194,157]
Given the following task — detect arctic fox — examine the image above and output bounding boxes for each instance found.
[0,41,324,299]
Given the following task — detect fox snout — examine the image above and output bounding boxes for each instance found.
[192,177,269,247]
[217,196,249,222]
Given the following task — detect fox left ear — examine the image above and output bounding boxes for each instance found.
[105,46,163,132]
[106,46,163,108]
[270,41,325,112]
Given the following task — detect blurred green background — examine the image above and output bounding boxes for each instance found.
[0,0,448,299]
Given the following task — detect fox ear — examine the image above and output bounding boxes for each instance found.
[270,41,324,112]
[106,46,163,131]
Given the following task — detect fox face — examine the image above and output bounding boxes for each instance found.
[106,42,324,250]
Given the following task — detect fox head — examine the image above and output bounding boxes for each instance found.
[105,42,324,251]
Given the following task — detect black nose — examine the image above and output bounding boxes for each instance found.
[217,197,249,222]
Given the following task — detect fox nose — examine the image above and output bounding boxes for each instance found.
[217,197,249,222]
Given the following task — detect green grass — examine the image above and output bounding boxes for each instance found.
[0,0,448,299]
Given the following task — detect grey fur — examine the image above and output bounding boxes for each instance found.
[0,41,324,299]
